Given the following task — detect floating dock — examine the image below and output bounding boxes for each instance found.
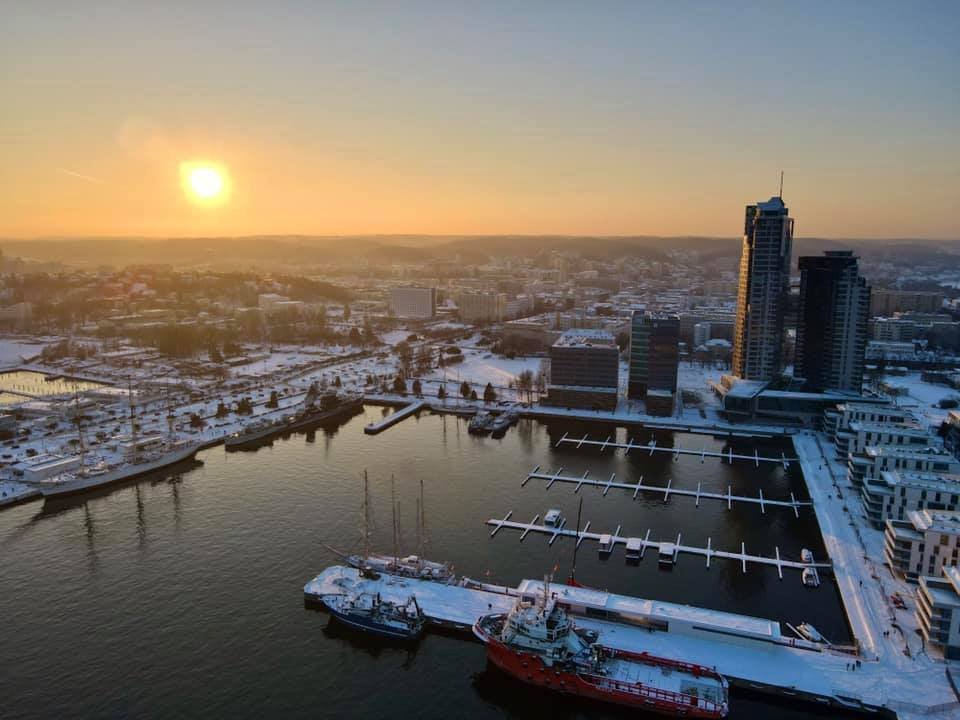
[304,565,895,715]
[555,432,797,468]
[364,400,426,435]
[486,511,830,581]
[523,465,810,517]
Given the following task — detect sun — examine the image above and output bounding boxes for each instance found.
[180,161,230,205]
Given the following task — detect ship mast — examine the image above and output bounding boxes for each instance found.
[361,470,371,561]
[73,386,86,470]
[416,478,428,563]
[391,474,400,565]
[127,375,138,463]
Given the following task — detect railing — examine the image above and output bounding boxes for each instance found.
[579,673,725,714]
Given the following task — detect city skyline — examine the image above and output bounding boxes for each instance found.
[2,2,958,239]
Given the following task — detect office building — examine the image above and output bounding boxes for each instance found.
[732,197,793,381]
[870,289,943,317]
[796,251,870,392]
[457,291,507,323]
[628,311,679,415]
[546,329,619,410]
[390,287,436,319]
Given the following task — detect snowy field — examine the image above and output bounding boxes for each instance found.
[0,337,60,368]
[881,372,959,430]
[422,348,544,389]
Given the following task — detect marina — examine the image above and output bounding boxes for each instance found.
[553,432,798,468]
[363,399,426,435]
[522,465,811,516]
[485,512,830,580]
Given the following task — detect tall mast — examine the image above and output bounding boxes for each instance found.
[391,474,400,564]
[362,470,371,561]
[73,387,86,469]
[127,375,138,463]
[417,478,426,559]
[570,495,583,585]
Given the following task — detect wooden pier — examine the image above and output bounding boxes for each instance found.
[554,432,797,468]
[363,400,426,435]
[522,465,811,517]
[486,511,830,581]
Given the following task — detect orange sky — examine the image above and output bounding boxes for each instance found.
[2,4,958,240]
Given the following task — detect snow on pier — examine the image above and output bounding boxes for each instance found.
[304,565,953,716]
[555,432,797,468]
[363,400,426,435]
[523,465,810,516]
[486,511,829,580]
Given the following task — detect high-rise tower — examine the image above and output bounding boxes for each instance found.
[796,251,870,392]
[732,196,793,381]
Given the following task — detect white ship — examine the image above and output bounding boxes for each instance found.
[25,439,201,498]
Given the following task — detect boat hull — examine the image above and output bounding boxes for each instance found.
[480,634,726,719]
[29,444,201,498]
[323,600,423,641]
[227,398,362,449]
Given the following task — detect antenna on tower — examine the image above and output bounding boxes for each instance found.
[778,171,784,199]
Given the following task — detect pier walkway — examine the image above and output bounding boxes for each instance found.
[523,465,810,516]
[304,565,955,717]
[486,511,829,579]
[554,432,797,467]
[363,400,425,435]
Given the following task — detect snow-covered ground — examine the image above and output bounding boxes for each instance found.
[0,337,60,368]
[422,349,544,390]
[881,372,959,431]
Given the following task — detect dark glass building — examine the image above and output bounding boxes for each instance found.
[796,251,870,392]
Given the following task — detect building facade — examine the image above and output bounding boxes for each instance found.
[628,311,679,399]
[546,329,619,410]
[457,291,507,323]
[870,289,943,317]
[796,251,870,392]
[917,566,960,660]
[732,197,793,381]
[885,509,960,583]
[861,469,960,527]
[389,287,436,319]
[849,445,960,490]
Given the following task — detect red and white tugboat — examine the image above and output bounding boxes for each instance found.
[473,577,729,718]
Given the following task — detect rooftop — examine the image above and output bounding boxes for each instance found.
[552,329,617,349]
[908,509,960,535]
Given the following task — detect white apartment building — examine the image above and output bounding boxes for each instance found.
[885,509,960,582]
[389,287,436,319]
[836,420,932,460]
[917,566,960,660]
[824,402,911,446]
[862,469,960,528]
[848,445,960,489]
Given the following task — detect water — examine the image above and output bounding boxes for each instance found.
[1,406,863,719]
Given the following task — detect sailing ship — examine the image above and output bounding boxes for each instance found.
[23,382,201,498]
[332,472,456,583]
[473,576,729,718]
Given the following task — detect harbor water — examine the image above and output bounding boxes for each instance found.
[1,405,864,719]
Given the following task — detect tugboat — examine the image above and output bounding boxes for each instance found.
[473,576,729,718]
[322,591,425,640]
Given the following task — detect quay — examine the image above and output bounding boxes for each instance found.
[486,512,829,579]
[554,432,797,467]
[523,465,810,516]
[305,565,919,716]
[363,400,426,435]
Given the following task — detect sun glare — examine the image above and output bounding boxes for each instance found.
[180,162,230,205]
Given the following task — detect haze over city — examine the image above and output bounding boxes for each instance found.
[4,4,960,720]
[2,2,958,239]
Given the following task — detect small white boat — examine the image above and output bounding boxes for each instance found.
[598,534,613,556]
[625,537,642,561]
[802,567,820,587]
[800,548,814,564]
[658,542,676,567]
[796,622,825,643]
[543,508,564,527]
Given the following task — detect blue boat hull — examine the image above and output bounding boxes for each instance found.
[327,606,423,640]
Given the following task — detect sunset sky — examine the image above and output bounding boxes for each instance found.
[2,2,957,239]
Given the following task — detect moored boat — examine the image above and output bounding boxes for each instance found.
[322,591,425,640]
[473,577,729,718]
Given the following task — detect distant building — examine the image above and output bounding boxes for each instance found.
[885,509,960,583]
[848,445,960,490]
[546,329,619,410]
[732,197,793,381]
[457,291,507,323]
[389,287,436,319]
[0,302,33,329]
[870,289,943,317]
[916,566,960,659]
[628,311,679,415]
[796,251,870,392]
